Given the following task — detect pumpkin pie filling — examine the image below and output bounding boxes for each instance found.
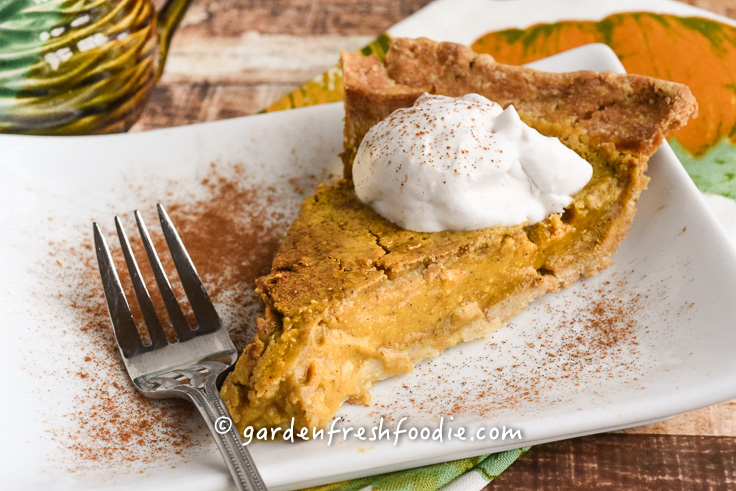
[220,38,697,432]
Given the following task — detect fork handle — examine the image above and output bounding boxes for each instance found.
[176,375,267,490]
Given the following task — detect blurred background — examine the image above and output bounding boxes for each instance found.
[132,0,733,131]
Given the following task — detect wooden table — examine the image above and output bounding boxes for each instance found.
[133,1,736,488]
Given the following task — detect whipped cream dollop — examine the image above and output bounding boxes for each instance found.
[353,93,593,232]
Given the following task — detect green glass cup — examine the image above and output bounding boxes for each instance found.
[0,0,192,135]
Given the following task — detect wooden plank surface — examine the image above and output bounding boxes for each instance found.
[133,0,736,488]
[132,0,429,131]
[488,434,736,489]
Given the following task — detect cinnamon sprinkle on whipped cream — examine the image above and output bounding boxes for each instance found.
[353,93,593,232]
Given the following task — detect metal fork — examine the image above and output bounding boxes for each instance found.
[93,204,266,491]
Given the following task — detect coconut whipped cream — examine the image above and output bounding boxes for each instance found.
[352,93,593,232]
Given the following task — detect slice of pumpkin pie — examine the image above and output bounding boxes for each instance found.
[220,38,697,432]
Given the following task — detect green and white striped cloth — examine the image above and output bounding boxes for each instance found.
[305,447,530,491]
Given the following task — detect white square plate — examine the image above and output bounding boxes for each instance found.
[2,44,736,490]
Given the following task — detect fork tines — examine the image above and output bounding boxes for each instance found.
[93,204,218,358]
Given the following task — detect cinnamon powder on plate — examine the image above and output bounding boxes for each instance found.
[366,275,671,423]
[49,164,292,472]
[42,162,691,471]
